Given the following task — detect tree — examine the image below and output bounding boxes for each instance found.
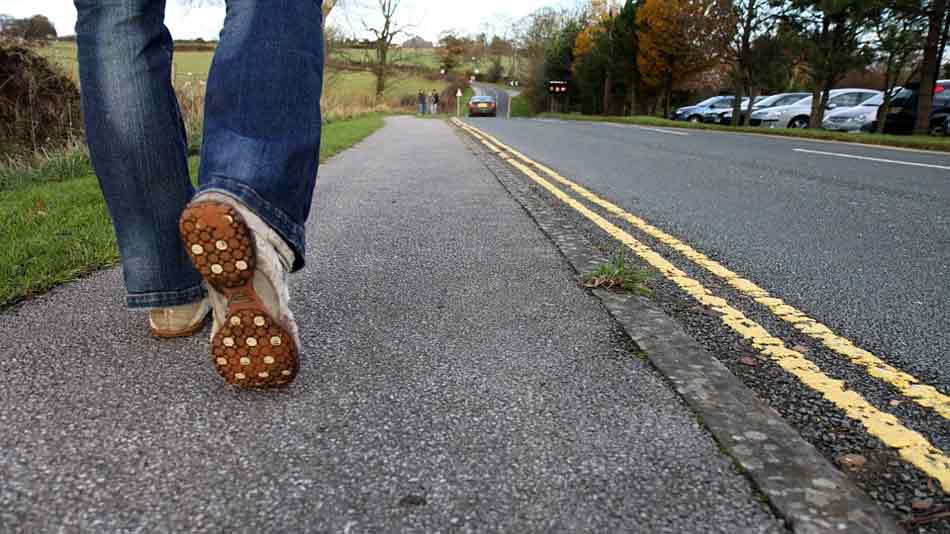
[914,0,947,135]
[726,0,783,126]
[362,0,409,98]
[869,3,926,133]
[637,0,735,117]
[438,31,465,72]
[784,1,875,127]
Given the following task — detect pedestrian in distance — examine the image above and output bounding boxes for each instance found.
[418,90,426,115]
[73,0,324,388]
[431,90,440,114]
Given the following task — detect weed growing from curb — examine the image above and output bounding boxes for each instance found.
[580,247,653,296]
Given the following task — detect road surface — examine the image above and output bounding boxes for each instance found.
[0,118,784,533]
[460,116,950,524]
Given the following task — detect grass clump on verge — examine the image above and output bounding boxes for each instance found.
[0,113,387,309]
[540,112,950,153]
[581,247,652,296]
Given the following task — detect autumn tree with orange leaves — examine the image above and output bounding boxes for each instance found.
[636,0,735,117]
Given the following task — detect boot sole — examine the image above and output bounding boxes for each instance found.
[179,202,298,388]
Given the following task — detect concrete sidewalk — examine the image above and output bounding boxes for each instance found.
[0,117,782,533]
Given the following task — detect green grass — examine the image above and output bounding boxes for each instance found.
[0,114,386,309]
[337,47,518,77]
[580,248,653,296]
[324,69,447,101]
[40,42,450,103]
[510,94,533,118]
[540,113,950,153]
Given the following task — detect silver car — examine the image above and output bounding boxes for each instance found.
[749,89,881,129]
[822,89,900,133]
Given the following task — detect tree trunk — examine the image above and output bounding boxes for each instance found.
[731,77,743,127]
[876,56,895,134]
[375,47,388,97]
[808,87,823,128]
[916,0,946,136]
[744,86,755,125]
[603,72,612,116]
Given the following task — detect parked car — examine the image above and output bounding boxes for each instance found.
[671,96,739,122]
[944,114,950,136]
[706,92,810,125]
[822,90,900,133]
[868,81,950,135]
[702,97,752,124]
[468,95,497,117]
[749,88,881,129]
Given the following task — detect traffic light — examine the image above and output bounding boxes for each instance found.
[548,80,568,95]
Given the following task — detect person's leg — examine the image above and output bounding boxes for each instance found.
[196,0,324,272]
[74,0,205,310]
[181,0,323,387]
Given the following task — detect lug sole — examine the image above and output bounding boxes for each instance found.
[179,202,298,388]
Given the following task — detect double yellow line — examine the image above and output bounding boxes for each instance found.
[453,118,950,490]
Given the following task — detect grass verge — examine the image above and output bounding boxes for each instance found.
[539,112,950,152]
[510,95,533,118]
[0,113,386,309]
[581,248,652,296]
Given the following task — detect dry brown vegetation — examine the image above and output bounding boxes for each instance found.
[0,39,82,158]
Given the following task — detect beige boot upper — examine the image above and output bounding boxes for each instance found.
[149,297,212,338]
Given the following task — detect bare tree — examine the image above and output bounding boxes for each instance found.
[363,0,409,97]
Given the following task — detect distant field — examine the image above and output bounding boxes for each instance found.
[39,41,448,107]
[323,47,517,78]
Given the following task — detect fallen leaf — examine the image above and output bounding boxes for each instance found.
[889,400,901,407]
[838,454,866,470]
[738,356,758,367]
[912,499,934,512]
[792,344,810,353]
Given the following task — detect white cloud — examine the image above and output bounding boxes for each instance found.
[1,0,576,42]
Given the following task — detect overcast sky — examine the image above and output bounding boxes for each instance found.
[0,0,573,42]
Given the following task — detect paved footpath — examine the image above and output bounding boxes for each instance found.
[0,117,783,533]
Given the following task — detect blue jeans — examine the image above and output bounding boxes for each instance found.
[74,0,323,309]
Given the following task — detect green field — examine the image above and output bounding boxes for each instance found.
[0,114,386,309]
[41,41,450,104]
[336,47,518,77]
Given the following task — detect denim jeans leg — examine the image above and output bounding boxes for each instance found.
[196,0,324,272]
[74,0,206,309]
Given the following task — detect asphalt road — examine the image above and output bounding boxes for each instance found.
[471,82,519,119]
[463,118,950,392]
[0,117,782,533]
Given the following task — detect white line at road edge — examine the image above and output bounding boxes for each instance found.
[609,123,689,136]
[793,148,950,170]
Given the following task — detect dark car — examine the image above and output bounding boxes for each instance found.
[945,114,950,136]
[870,80,950,135]
[468,95,497,117]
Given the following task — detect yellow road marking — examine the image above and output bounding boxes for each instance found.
[454,119,950,422]
[453,118,950,490]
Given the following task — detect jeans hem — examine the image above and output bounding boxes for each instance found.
[195,176,307,271]
[127,283,207,310]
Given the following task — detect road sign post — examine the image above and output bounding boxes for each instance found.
[456,88,463,117]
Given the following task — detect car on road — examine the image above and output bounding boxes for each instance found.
[705,93,810,125]
[944,114,950,136]
[671,96,740,123]
[468,95,497,117]
[749,88,881,129]
[822,90,899,133]
[868,81,950,135]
